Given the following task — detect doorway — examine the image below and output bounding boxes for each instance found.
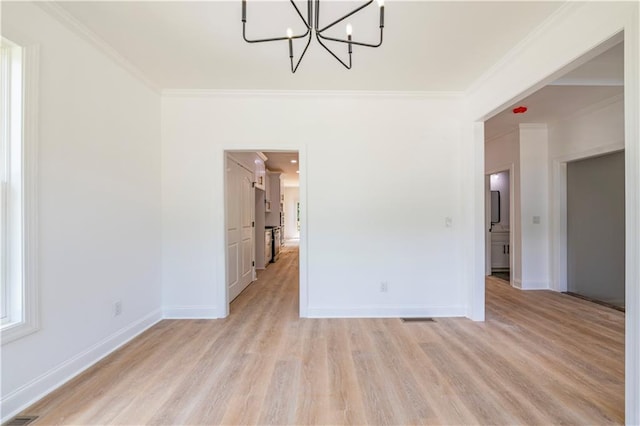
[224,149,302,312]
[486,170,512,284]
[566,151,625,309]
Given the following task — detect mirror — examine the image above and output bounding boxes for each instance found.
[491,190,501,224]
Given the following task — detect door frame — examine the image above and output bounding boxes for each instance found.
[219,146,307,318]
[551,144,624,292]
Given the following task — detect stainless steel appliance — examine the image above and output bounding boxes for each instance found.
[272,227,281,262]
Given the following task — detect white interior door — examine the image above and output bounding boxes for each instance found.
[226,156,255,302]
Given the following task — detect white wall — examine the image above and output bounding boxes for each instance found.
[161,93,468,318]
[549,95,624,159]
[519,124,550,289]
[0,3,162,420]
[284,186,299,240]
[485,130,519,172]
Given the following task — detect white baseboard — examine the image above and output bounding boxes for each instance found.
[0,309,162,424]
[520,281,550,290]
[162,305,220,319]
[305,305,466,318]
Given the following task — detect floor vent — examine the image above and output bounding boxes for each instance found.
[401,317,435,323]
[5,416,38,426]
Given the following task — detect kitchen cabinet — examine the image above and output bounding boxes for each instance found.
[265,171,281,226]
[254,155,267,191]
[491,232,510,270]
[264,172,272,212]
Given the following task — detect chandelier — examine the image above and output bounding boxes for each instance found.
[241,0,385,73]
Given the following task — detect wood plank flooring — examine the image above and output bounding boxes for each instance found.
[18,246,624,425]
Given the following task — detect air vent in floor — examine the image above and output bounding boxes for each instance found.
[401,318,435,323]
[5,416,38,426]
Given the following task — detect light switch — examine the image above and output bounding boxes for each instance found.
[445,217,452,228]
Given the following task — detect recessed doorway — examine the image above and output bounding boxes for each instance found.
[224,150,301,314]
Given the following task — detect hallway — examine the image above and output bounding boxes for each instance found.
[21,246,624,424]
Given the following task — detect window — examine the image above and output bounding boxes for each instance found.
[1,37,38,344]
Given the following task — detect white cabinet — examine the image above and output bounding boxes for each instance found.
[491,232,510,270]
[265,171,281,226]
[264,172,272,212]
[254,156,266,191]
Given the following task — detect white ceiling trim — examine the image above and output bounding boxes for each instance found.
[465,2,583,97]
[485,127,518,144]
[547,92,624,128]
[519,123,548,130]
[36,1,159,94]
[549,77,624,86]
[161,89,465,99]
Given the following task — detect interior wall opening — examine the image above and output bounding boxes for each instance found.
[224,150,301,315]
[566,150,625,310]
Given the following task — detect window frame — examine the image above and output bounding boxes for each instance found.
[1,38,39,345]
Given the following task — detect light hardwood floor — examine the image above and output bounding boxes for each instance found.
[19,245,624,425]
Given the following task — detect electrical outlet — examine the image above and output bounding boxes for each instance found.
[114,300,122,317]
[533,216,541,224]
[380,282,388,293]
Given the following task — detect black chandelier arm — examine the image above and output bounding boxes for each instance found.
[289,0,311,30]
[316,0,374,33]
[291,32,313,73]
[315,32,352,70]
[241,0,310,44]
[316,27,384,48]
[242,22,309,44]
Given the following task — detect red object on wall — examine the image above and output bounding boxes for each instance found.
[512,106,528,114]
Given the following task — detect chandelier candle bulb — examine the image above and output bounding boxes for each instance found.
[286,28,293,58]
[346,23,353,36]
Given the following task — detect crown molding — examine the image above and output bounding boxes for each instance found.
[35,1,159,94]
[548,92,624,127]
[518,123,548,130]
[161,89,465,100]
[485,127,519,144]
[549,77,624,87]
[465,2,586,97]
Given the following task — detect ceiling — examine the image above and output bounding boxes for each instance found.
[485,42,624,141]
[54,1,566,91]
[39,1,622,137]
[264,151,299,187]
